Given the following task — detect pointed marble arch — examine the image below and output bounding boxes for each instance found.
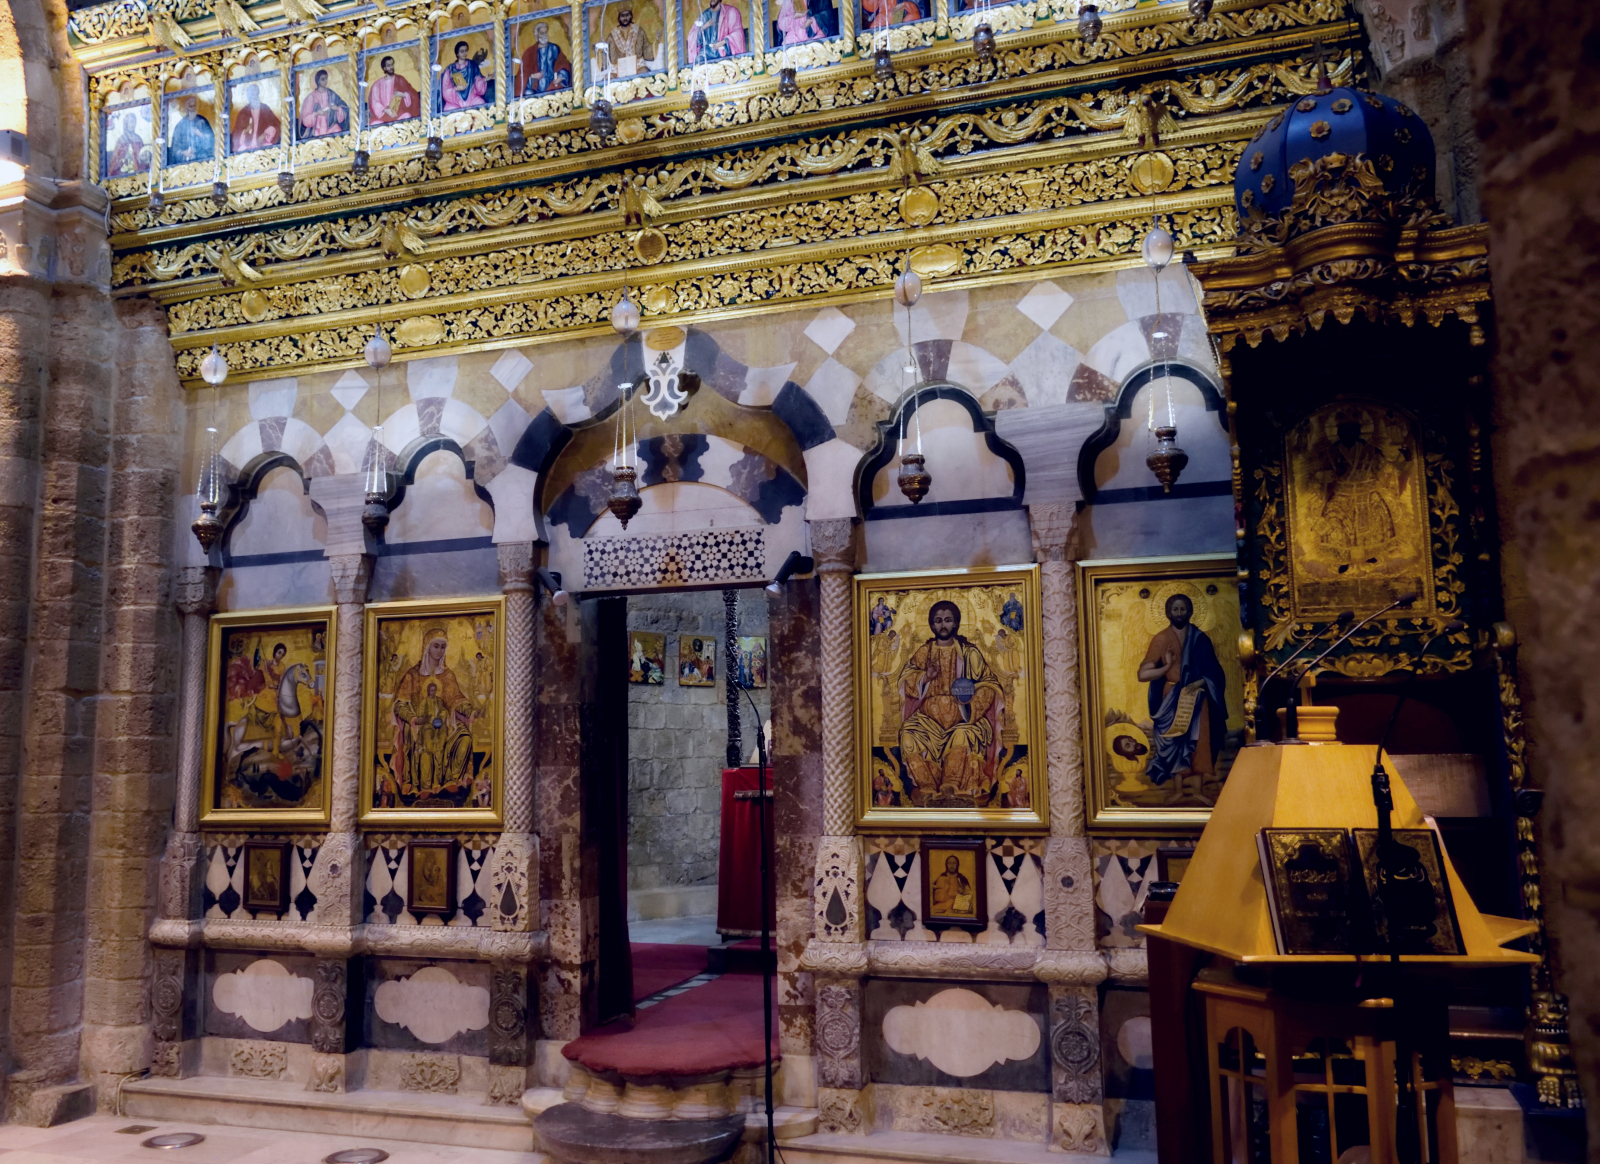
[1074,359,1228,504]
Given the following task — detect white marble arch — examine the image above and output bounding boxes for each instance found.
[1093,374,1231,493]
[385,445,496,545]
[865,395,1019,512]
[217,461,332,610]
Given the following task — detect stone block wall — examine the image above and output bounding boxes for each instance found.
[625,591,770,908]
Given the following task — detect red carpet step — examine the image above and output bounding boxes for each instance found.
[630,942,710,1003]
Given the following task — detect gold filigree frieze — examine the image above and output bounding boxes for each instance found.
[167,192,1236,383]
[121,111,1249,292]
[159,147,1240,332]
[91,0,1354,232]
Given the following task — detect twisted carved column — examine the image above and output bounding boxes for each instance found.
[805,519,869,1132]
[1029,502,1107,1155]
[489,543,540,934]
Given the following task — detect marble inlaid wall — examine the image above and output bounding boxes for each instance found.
[1091,837,1195,949]
[204,952,317,1043]
[862,980,1049,1093]
[864,837,1045,947]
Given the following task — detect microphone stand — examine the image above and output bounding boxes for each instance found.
[1282,593,1418,740]
[1254,610,1353,742]
[738,681,777,1164]
[1367,618,1463,1164]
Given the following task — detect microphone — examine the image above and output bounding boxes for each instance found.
[1255,610,1354,741]
[1282,592,1418,740]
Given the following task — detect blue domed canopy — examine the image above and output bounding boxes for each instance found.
[1234,83,1435,230]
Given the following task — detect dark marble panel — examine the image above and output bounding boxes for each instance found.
[862,977,1049,1092]
[203,950,316,1042]
[363,956,493,1056]
[1100,985,1154,1101]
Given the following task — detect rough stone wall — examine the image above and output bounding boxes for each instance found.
[1467,0,1600,1136]
[625,591,770,901]
[1356,0,1481,222]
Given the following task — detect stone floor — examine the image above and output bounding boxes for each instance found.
[630,913,724,945]
[0,1114,546,1163]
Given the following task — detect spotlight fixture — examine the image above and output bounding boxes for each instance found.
[765,550,815,593]
[351,148,370,177]
[507,120,527,151]
[777,66,798,96]
[589,97,617,139]
[1078,2,1101,43]
[537,568,569,607]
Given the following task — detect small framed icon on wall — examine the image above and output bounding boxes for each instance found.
[406,838,458,919]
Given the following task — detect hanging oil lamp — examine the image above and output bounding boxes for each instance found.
[608,377,643,527]
[507,110,527,152]
[1141,218,1186,493]
[191,346,229,551]
[689,66,709,121]
[277,142,294,196]
[777,47,799,97]
[589,96,617,139]
[1187,0,1213,17]
[147,164,166,213]
[352,80,370,174]
[873,29,895,82]
[210,156,229,209]
[611,289,641,334]
[893,267,930,504]
[1077,2,1101,43]
[971,0,995,62]
[363,327,393,534]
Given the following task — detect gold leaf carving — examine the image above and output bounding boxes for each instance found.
[395,316,446,346]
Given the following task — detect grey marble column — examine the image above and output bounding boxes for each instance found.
[1029,502,1108,1155]
[160,566,218,922]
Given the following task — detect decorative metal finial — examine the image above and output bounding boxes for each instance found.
[364,328,393,371]
[1142,221,1174,271]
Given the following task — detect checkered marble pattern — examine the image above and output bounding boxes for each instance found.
[864,836,1046,946]
[203,841,320,923]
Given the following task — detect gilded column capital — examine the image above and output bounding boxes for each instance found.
[1028,502,1080,564]
[809,519,857,573]
[497,542,536,592]
[175,565,219,616]
[329,553,373,606]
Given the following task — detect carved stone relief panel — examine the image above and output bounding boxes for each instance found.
[1049,985,1102,1105]
[815,979,863,1091]
[814,836,864,943]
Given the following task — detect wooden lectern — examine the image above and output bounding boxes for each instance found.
[1141,743,1538,1164]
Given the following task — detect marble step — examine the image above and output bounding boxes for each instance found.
[778,1131,1156,1164]
[121,1075,537,1153]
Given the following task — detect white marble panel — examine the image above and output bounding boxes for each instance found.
[1016,280,1074,330]
[804,306,856,354]
[1005,331,1083,408]
[803,357,864,424]
[1083,320,1154,386]
[324,411,375,476]
[893,289,969,346]
[868,399,1016,510]
[379,402,423,453]
[881,987,1041,1076]
[407,355,459,401]
[386,449,495,543]
[230,466,325,555]
[1114,264,1199,319]
[488,397,533,461]
[740,361,798,407]
[279,417,325,465]
[491,349,534,392]
[440,398,490,445]
[944,341,1010,393]
[544,386,592,425]
[330,370,370,411]
[801,438,865,521]
[212,959,316,1033]
[485,464,539,543]
[221,421,265,470]
[373,965,491,1044]
[248,377,298,420]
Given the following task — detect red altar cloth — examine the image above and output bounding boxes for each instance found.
[717,767,775,937]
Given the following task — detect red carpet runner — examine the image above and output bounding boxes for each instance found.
[630,942,709,1003]
[566,971,781,1077]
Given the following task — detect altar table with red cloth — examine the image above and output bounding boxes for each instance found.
[717,766,775,937]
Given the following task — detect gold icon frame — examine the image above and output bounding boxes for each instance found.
[200,605,337,828]
[360,595,506,829]
[1077,554,1246,835]
[854,565,1049,834]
